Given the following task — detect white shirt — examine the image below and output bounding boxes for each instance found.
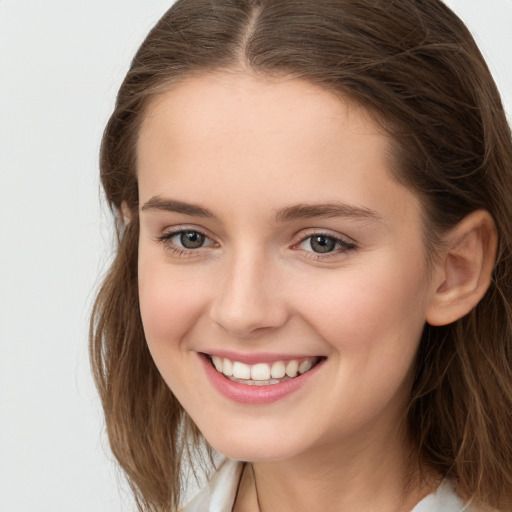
[181,459,476,512]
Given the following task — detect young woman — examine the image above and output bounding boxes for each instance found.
[90,1,512,511]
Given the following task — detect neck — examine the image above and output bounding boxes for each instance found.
[235,426,438,512]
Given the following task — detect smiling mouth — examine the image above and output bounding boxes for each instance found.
[205,354,324,386]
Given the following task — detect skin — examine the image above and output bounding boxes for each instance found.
[136,72,445,511]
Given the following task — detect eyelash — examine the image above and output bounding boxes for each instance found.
[156,227,216,258]
[293,231,357,261]
[156,228,357,260]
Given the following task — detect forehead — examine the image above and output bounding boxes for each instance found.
[141,72,377,127]
[136,72,419,225]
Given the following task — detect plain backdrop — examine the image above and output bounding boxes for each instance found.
[0,1,511,511]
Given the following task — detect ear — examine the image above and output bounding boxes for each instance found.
[426,210,497,326]
[120,201,132,225]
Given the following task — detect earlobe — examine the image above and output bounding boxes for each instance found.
[426,210,497,326]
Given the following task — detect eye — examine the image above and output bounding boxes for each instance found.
[157,228,216,254]
[294,232,356,257]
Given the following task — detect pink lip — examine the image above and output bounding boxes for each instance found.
[199,353,325,405]
[202,349,318,365]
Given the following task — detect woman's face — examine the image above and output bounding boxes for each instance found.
[136,73,437,462]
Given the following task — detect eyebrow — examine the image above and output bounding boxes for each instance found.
[141,197,216,218]
[141,196,381,223]
[274,202,382,222]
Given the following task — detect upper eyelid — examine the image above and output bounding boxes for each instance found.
[156,227,217,249]
[292,228,356,245]
[160,225,214,239]
[290,230,358,258]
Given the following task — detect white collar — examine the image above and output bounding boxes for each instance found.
[182,459,472,512]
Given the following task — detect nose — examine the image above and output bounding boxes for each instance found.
[209,249,289,339]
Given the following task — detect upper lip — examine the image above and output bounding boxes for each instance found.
[201,350,325,365]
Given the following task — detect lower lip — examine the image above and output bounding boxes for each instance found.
[199,354,325,404]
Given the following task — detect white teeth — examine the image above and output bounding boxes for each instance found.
[251,363,271,381]
[270,361,286,379]
[223,358,233,376]
[212,356,223,372]
[232,361,251,379]
[298,359,313,374]
[285,360,299,378]
[211,355,319,383]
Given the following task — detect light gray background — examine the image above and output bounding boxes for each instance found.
[0,1,510,511]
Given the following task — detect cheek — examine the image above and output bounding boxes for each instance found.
[138,256,205,348]
[293,257,430,360]
[137,256,209,404]
[294,263,428,433]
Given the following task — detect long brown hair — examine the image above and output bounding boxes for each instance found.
[90,1,512,510]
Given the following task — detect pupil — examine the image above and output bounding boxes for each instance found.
[310,235,335,253]
[180,231,205,249]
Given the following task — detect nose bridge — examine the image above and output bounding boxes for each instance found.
[210,244,287,337]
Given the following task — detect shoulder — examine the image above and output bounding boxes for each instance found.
[180,459,244,512]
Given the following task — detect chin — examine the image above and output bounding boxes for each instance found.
[200,423,310,463]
